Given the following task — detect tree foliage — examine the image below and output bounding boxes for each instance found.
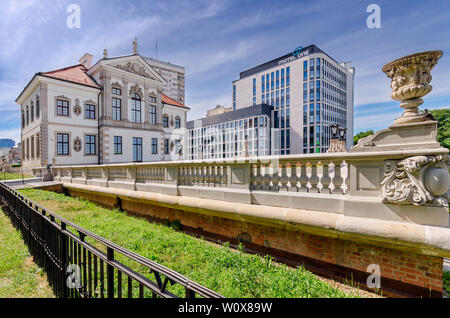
[430,109,450,151]
[353,130,374,145]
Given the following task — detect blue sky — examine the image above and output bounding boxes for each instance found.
[1,0,449,143]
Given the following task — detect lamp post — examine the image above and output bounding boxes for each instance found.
[338,127,347,142]
[327,124,347,153]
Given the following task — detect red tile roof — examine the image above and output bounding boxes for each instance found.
[161,93,189,109]
[40,65,100,88]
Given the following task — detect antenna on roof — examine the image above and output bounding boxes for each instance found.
[155,33,158,60]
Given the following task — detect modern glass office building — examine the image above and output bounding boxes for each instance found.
[232,45,354,154]
[186,104,272,160]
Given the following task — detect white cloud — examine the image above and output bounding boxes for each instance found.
[0,128,20,143]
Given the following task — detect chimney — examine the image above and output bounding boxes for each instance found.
[79,53,94,69]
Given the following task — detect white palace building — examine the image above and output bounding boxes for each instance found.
[17,40,189,174]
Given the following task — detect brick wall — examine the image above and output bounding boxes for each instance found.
[67,188,444,297]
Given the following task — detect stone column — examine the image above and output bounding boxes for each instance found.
[122,80,128,122]
[144,85,149,124]
[103,72,112,119]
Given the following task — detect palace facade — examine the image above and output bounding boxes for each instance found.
[16,40,189,174]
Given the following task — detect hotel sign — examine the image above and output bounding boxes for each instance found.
[277,46,310,66]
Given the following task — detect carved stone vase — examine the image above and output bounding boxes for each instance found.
[382,50,442,125]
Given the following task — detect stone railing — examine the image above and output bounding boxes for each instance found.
[53,144,449,228]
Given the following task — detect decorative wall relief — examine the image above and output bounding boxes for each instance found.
[381,155,449,206]
[74,137,82,152]
[129,84,143,97]
[74,98,81,115]
[114,62,155,80]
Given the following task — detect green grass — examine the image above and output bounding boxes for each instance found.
[444,271,450,294]
[0,172,33,181]
[0,207,54,298]
[19,189,357,298]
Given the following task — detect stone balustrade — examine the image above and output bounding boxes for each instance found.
[53,145,449,228]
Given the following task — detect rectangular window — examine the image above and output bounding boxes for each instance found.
[286,67,290,86]
[112,87,121,95]
[253,78,256,96]
[149,96,156,103]
[152,138,158,154]
[56,99,69,116]
[150,106,156,125]
[114,136,122,155]
[271,72,274,90]
[164,139,169,154]
[85,135,96,155]
[175,117,181,128]
[85,104,95,119]
[281,69,285,88]
[303,60,308,81]
[133,137,142,162]
[112,98,121,120]
[276,70,279,89]
[56,133,69,155]
[163,116,169,128]
[266,74,269,91]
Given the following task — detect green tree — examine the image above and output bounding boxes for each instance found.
[353,130,374,145]
[429,109,450,151]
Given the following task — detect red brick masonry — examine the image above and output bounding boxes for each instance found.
[68,188,443,297]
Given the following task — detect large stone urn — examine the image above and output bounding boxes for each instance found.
[382,50,442,125]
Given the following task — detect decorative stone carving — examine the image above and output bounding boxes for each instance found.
[327,139,347,153]
[114,62,154,79]
[382,50,442,125]
[129,84,143,96]
[74,137,82,152]
[111,81,122,89]
[381,155,449,206]
[73,106,82,116]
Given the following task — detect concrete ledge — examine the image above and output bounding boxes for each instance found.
[178,186,251,204]
[62,182,450,258]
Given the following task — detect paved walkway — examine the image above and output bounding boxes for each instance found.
[9,181,62,190]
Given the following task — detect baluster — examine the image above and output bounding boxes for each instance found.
[305,162,312,192]
[341,160,349,194]
[332,161,343,194]
[328,161,335,193]
[286,163,292,191]
[208,166,213,187]
[268,164,274,190]
[260,164,266,190]
[299,163,309,192]
[309,162,319,193]
[316,161,324,193]
[295,162,302,191]
[214,165,220,187]
[321,162,331,194]
[252,165,258,190]
[277,164,283,191]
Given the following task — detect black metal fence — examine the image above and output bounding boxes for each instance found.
[0,182,224,298]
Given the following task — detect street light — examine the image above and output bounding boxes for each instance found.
[330,124,339,139]
[338,127,347,141]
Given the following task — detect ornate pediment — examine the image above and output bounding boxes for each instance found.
[114,61,156,80]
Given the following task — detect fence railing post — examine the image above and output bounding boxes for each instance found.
[60,222,68,298]
[107,247,114,298]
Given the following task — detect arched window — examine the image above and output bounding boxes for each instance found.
[30,101,34,122]
[36,96,40,118]
[21,110,25,128]
[26,106,29,126]
[131,93,141,123]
